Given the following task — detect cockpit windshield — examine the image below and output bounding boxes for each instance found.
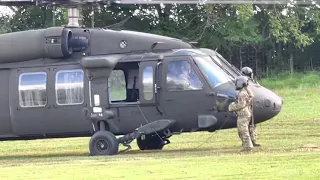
[193,55,233,88]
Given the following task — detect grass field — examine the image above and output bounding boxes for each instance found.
[1,72,320,180]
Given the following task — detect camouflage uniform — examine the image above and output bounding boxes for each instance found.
[246,86,259,146]
[241,67,260,147]
[229,76,254,151]
[178,73,191,89]
[237,88,254,151]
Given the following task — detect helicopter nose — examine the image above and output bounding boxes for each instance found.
[250,85,283,123]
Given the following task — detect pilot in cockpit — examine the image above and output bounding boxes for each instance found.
[177,61,202,90]
[179,62,191,82]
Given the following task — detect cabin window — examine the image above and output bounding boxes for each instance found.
[142,66,154,100]
[19,72,47,107]
[108,70,126,102]
[55,69,84,105]
[166,60,203,91]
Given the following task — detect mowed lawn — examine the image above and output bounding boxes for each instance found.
[1,75,320,179]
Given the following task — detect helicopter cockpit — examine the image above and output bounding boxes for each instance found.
[193,55,234,88]
[171,49,235,89]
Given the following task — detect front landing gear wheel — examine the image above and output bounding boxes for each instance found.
[89,131,119,156]
[137,135,165,150]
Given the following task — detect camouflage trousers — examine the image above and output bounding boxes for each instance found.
[237,115,253,150]
[249,124,257,144]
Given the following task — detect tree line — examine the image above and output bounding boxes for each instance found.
[1,3,320,78]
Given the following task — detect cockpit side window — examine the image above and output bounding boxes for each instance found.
[166,60,203,91]
[193,56,232,88]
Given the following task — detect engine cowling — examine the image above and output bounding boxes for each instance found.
[0,27,73,63]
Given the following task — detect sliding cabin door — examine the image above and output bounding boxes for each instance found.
[10,67,50,135]
[44,65,92,134]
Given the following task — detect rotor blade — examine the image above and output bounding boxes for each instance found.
[0,0,319,6]
[0,0,35,6]
[114,0,319,5]
[0,0,113,6]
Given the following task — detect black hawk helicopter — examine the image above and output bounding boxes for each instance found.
[0,0,285,156]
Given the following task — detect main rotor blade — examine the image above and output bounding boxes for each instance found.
[0,0,318,6]
[0,0,112,6]
[115,0,319,5]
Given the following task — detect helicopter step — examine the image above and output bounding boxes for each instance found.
[89,119,175,156]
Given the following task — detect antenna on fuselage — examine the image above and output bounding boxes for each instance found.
[150,42,164,52]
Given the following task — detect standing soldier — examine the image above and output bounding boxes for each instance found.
[241,66,260,85]
[241,67,261,147]
[228,76,254,152]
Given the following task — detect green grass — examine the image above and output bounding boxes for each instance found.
[259,71,320,89]
[0,72,320,180]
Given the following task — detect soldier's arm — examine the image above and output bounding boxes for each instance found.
[233,94,247,111]
[245,86,254,97]
[245,86,254,100]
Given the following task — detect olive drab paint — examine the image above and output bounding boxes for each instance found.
[0,0,284,156]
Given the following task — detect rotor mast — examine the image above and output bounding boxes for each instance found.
[67,6,81,27]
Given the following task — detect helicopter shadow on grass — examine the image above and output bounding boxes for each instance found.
[117,146,241,156]
[0,151,89,161]
[0,146,241,161]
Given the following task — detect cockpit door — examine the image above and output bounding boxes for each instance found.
[158,56,216,131]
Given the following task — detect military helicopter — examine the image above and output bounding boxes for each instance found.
[0,0,285,156]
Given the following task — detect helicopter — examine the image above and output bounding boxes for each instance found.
[0,0,284,156]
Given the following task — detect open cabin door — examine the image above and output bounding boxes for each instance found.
[135,60,163,122]
[138,61,157,105]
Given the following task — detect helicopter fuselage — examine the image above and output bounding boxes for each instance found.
[0,27,283,155]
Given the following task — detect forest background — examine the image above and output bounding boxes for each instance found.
[1,3,320,78]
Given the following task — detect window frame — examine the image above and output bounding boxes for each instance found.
[142,65,154,101]
[55,69,85,106]
[165,59,204,92]
[18,71,48,108]
[108,69,127,103]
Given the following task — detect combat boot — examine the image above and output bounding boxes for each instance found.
[240,147,253,153]
[252,142,261,147]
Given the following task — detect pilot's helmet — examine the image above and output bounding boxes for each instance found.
[228,102,237,112]
[241,67,253,78]
[235,76,249,90]
[181,61,191,72]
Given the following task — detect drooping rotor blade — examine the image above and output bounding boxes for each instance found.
[0,0,319,6]
[0,0,113,6]
[114,0,319,5]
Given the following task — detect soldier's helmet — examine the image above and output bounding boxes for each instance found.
[228,102,237,112]
[180,61,191,74]
[241,67,253,78]
[181,61,191,70]
[235,76,249,90]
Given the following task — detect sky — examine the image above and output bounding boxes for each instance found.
[0,6,13,15]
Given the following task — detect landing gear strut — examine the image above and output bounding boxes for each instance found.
[88,119,175,156]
